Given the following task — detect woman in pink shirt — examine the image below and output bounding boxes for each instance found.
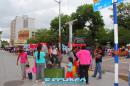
[16,49,28,80]
[76,46,92,84]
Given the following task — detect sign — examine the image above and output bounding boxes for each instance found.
[93,0,123,11]
[30,44,37,49]
[18,30,29,43]
[93,0,99,3]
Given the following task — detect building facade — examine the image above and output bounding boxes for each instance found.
[10,15,35,46]
[18,29,36,44]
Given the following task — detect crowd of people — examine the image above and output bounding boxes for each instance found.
[14,41,130,85]
[16,43,106,85]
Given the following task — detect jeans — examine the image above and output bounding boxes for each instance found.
[93,62,102,78]
[36,63,45,81]
[79,65,90,84]
[28,73,33,80]
[20,63,27,78]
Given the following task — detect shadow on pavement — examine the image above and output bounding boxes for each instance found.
[4,80,24,86]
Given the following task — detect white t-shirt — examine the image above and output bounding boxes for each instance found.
[52,48,58,55]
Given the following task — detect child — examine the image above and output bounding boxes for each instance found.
[66,57,74,78]
[25,64,33,80]
[16,49,28,80]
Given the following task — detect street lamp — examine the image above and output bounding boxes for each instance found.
[54,0,61,53]
[66,19,77,51]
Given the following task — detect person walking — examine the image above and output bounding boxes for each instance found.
[34,44,46,82]
[76,46,92,84]
[92,47,103,79]
[16,49,29,80]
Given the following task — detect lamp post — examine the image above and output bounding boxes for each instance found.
[54,0,61,53]
[66,19,77,51]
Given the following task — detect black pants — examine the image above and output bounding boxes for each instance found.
[51,54,58,64]
[79,65,90,84]
[28,73,33,80]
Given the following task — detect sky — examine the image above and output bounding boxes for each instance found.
[0,0,129,40]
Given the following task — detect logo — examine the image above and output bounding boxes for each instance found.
[44,78,86,85]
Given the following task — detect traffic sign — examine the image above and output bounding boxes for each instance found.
[93,0,123,11]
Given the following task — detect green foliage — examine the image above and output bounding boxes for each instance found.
[118,3,130,29]
[105,27,130,46]
[27,29,58,44]
[74,29,88,37]
[74,29,92,45]
[1,40,8,47]
[96,28,111,45]
[27,38,38,44]
[50,14,70,32]
[118,27,130,46]
[71,4,104,38]
[50,4,104,45]
[50,14,71,44]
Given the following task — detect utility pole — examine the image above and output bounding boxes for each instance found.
[113,0,119,86]
[66,19,77,51]
[54,0,61,53]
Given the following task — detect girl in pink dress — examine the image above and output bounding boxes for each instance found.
[17,49,29,80]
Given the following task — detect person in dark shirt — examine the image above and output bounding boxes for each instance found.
[92,47,103,79]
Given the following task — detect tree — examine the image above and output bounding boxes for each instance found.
[117,3,130,29]
[27,38,38,44]
[1,40,8,47]
[106,27,130,47]
[50,14,70,32]
[109,3,130,46]
[96,28,110,45]
[50,4,104,46]
[118,27,130,46]
[27,29,58,44]
[71,4,104,40]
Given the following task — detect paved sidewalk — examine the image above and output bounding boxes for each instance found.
[20,72,128,86]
